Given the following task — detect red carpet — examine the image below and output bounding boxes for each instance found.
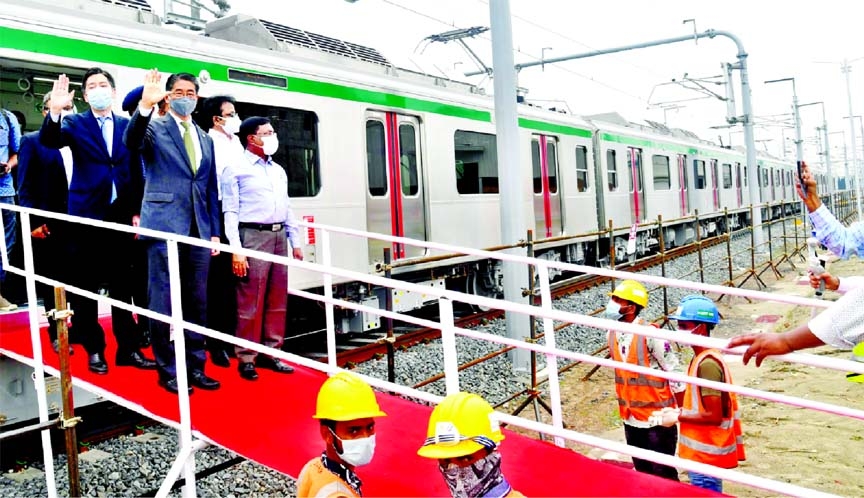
[0,310,719,497]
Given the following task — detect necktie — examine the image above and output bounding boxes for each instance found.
[182,121,197,173]
[98,116,117,203]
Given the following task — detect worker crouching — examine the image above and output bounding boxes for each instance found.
[298,372,387,498]
[417,391,524,498]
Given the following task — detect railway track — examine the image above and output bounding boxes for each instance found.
[325,231,734,367]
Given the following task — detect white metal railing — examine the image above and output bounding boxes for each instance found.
[0,203,860,498]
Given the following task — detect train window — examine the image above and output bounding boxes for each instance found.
[547,141,559,194]
[773,169,780,187]
[575,146,589,192]
[652,155,671,190]
[454,130,499,194]
[722,163,733,188]
[366,120,388,197]
[694,160,706,189]
[761,167,768,187]
[607,149,618,192]
[234,102,321,197]
[398,124,419,196]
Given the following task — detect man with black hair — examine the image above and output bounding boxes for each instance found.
[41,68,153,374]
[124,69,221,394]
[222,116,301,380]
[202,94,245,367]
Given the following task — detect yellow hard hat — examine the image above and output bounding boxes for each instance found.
[313,372,387,421]
[417,392,504,460]
[609,279,649,308]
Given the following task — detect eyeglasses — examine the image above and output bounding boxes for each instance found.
[171,90,197,98]
[220,111,237,118]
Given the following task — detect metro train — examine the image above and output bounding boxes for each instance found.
[0,0,842,334]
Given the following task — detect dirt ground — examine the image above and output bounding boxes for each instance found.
[503,252,864,497]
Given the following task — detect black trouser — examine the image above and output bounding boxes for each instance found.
[31,220,70,342]
[623,423,680,481]
[205,214,235,355]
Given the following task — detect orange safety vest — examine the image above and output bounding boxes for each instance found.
[609,319,676,422]
[678,349,746,468]
[297,458,361,498]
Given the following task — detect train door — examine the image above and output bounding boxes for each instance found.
[364,111,427,262]
[710,159,720,210]
[628,147,645,223]
[677,154,689,216]
[769,167,776,201]
[531,135,563,238]
[735,163,743,206]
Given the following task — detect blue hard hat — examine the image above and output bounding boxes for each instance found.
[668,295,720,324]
[122,85,144,114]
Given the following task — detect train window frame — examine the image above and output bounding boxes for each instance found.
[575,145,590,192]
[454,130,499,195]
[398,123,419,197]
[607,149,618,192]
[366,120,388,197]
[722,163,733,189]
[233,101,322,198]
[652,154,671,191]
[694,159,706,190]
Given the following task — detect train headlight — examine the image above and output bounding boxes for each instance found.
[198,69,211,85]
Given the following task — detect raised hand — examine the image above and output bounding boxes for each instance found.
[49,74,75,115]
[140,69,170,109]
[795,162,821,212]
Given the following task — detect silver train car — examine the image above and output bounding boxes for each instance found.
[0,0,842,334]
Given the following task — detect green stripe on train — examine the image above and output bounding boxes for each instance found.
[601,133,742,163]
[518,118,592,137]
[0,26,491,122]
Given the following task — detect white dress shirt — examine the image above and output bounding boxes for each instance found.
[208,127,245,200]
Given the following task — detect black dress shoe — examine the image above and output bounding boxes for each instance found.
[189,371,221,390]
[238,362,258,381]
[51,340,73,355]
[158,377,193,395]
[88,353,108,375]
[256,356,295,374]
[209,349,231,368]
[116,350,157,370]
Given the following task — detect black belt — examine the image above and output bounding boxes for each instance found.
[239,222,284,232]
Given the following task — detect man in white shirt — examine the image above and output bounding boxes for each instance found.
[203,95,246,368]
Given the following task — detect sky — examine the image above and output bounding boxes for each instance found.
[166,0,864,168]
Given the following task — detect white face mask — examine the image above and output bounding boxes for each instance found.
[222,115,241,135]
[261,135,279,156]
[603,299,623,321]
[334,433,375,467]
[87,86,113,111]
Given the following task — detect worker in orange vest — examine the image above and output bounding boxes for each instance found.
[417,391,525,497]
[605,279,685,481]
[297,372,387,498]
[652,295,745,493]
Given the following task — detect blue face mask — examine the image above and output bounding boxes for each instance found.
[169,97,197,117]
[603,299,623,321]
[87,87,113,111]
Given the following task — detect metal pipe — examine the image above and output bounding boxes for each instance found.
[843,61,862,219]
[0,419,58,441]
[383,248,395,383]
[489,0,531,374]
[55,286,80,498]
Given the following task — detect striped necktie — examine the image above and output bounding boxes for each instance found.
[97,116,116,203]
[181,121,197,173]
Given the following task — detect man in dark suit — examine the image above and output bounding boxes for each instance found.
[41,68,155,374]
[18,93,73,353]
[124,69,222,394]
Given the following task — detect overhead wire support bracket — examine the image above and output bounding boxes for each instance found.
[421,26,492,76]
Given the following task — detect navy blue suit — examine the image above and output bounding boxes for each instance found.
[17,131,69,342]
[39,111,145,356]
[124,109,219,380]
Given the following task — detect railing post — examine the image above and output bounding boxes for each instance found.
[525,230,537,391]
[383,248,396,384]
[165,240,196,498]
[724,209,733,286]
[322,230,337,371]
[694,209,705,285]
[54,287,80,498]
[608,219,616,290]
[18,211,59,498]
[438,298,460,396]
[657,215,668,315]
[537,264,565,447]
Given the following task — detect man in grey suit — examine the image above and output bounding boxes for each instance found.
[124,69,221,394]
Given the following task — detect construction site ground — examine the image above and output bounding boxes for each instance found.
[504,250,864,497]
